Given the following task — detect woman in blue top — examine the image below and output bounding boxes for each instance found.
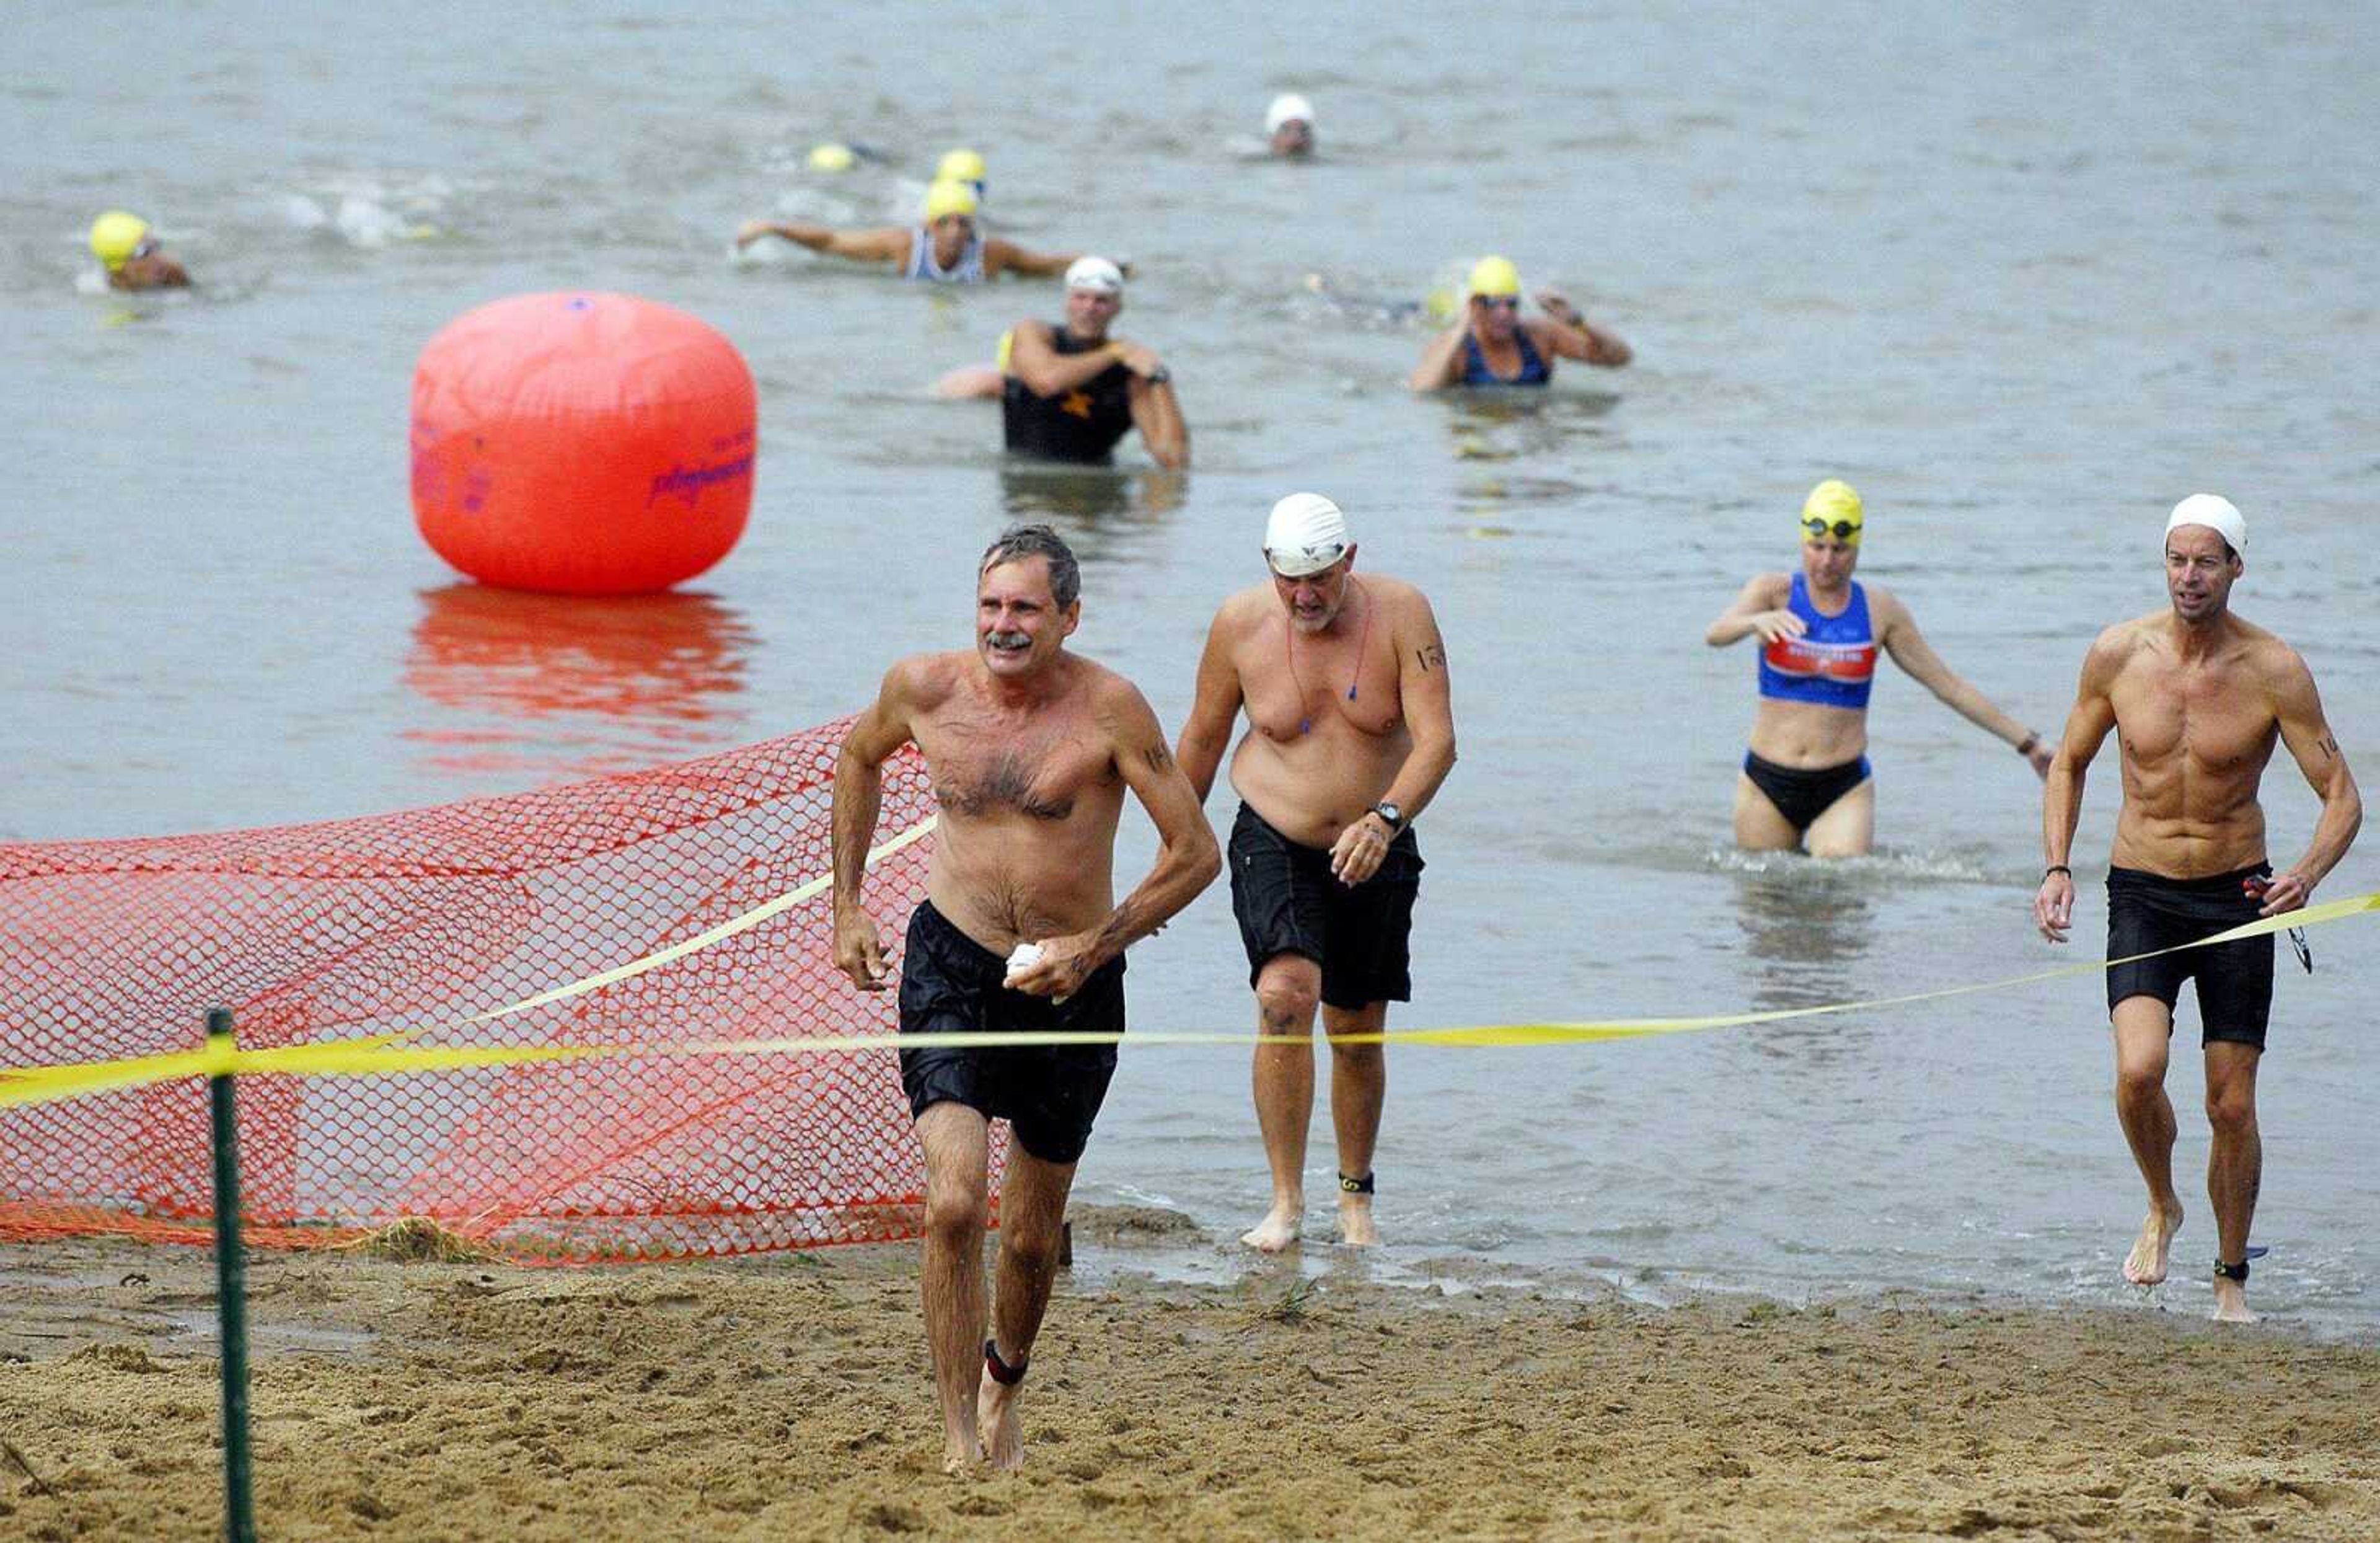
[1409,255,1630,390]
[1705,480,2056,856]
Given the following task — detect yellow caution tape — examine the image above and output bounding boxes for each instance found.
[456,815,938,1025]
[1,888,2371,1112]
[0,816,933,1108]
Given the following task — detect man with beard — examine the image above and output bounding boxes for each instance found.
[1175,493,1457,1251]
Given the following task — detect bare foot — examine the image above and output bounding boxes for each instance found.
[1336,1193,1379,1248]
[2122,1203,2185,1286]
[1240,1200,1303,1253]
[2211,1275,2259,1325]
[977,1368,1025,1471]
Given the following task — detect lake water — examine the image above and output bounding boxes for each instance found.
[4,2,2376,1334]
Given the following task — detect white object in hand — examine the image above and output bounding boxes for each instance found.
[1003,942,1044,988]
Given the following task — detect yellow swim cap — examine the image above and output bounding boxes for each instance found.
[806,142,857,172]
[89,211,152,272]
[1467,255,1522,299]
[1800,479,1865,546]
[925,179,978,222]
[937,148,987,186]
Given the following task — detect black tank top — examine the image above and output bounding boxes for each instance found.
[1001,325,1135,465]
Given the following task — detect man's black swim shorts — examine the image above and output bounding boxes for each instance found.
[1228,802,1423,1011]
[2105,863,2274,1050]
[897,899,1126,1164]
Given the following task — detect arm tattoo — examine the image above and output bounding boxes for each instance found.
[2319,733,2339,760]
[1415,642,1447,672]
[1091,898,1147,960]
[1145,736,1175,772]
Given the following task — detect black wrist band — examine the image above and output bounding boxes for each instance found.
[2044,865,2071,878]
[2017,733,2040,756]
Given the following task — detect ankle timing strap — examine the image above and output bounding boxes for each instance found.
[984,1338,1028,1385]
[1338,1172,1375,1196]
[2214,1245,2270,1284]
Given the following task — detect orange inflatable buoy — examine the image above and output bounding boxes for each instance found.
[410,293,757,595]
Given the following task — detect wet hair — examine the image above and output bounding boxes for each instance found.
[979,523,1080,610]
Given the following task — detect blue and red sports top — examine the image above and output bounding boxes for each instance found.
[1757,573,1878,710]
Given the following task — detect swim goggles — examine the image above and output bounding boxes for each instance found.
[1801,516,1860,541]
[1472,295,1520,310]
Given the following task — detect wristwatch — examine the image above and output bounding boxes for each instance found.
[1146,365,1172,385]
[1370,802,1403,831]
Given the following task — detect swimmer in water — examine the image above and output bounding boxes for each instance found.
[1705,479,2056,857]
[1174,493,1458,1252]
[1266,93,1316,157]
[89,211,189,291]
[735,179,1094,283]
[1408,256,1629,389]
[935,147,989,202]
[937,259,1186,469]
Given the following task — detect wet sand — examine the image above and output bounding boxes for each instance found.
[1,1219,2375,1542]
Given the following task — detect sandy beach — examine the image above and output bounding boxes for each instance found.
[2,1213,2375,1542]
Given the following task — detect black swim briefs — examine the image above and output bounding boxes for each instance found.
[2104,863,2274,1050]
[1228,802,1424,1011]
[896,898,1126,1164]
[1742,749,1872,833]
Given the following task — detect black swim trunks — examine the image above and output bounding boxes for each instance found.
[1742,749,1872,833]
[1228,802,1424,1011]
[2104,863,2274,1050]
[896,899,1126,1164]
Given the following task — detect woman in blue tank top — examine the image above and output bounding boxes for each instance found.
[1704,480,2056,856]
[1409,255,1632,390]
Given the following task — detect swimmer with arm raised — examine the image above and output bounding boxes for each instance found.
[1409,256,1628,390]
[737,179,1091,282]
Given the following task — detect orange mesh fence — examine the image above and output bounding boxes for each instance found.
[0,717,972,1263]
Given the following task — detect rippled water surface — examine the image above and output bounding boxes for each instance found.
[4,2,2376,1333]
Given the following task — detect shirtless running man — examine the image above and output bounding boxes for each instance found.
[1175,493,1458,1250]
[832,523,1219,1469]
[2034,495,2361,1323]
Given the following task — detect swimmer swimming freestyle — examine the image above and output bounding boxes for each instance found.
[1705,479,2055,857]
[89,210,189,291]
[1408,255,1628,390]
[734,178,1090,283]
[934,146,988,202]
[1265,92,1316,157]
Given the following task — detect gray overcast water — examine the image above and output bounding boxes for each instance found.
[3,2,2376,1333]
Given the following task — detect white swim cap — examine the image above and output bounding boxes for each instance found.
[1064,255,1124,296]
[1264,492,1351,577]
[1266,93,1315,134]
[2166,493,2246,556]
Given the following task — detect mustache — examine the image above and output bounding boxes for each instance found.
[986,630,1032,648]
